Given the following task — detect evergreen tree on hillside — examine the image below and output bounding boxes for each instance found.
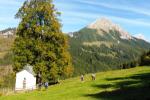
[13,0,73,83]
[140,51,150,66]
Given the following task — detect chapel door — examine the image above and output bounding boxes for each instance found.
[23,78,26,89]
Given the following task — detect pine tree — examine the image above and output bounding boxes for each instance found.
[140,50,150,66]
[13,0,73,83]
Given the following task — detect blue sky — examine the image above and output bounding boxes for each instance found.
[0,0,150,42]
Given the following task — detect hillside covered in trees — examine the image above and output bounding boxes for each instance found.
[69,18,150,76]
[0,22,150,79]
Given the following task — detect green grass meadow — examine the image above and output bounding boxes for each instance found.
[1,66,150,100]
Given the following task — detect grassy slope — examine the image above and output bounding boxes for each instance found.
[0,36,14,53]
[1,66,150,100]
[0,36,14,66]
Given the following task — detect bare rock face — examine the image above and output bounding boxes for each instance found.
[87,18,132,40]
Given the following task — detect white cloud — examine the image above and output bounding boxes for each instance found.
[61,10,150,27]
[110,16,150,27]
[0,17,17,23]
[134,34,145,40]
[0,0,22,6]
[78,0,150,17]
[133,34,149,42]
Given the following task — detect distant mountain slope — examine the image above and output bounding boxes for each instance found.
[0,21,150,76]
[0,28,16,38]
[0,28,15,66]
[69,18,150,75]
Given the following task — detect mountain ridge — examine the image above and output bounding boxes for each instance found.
[0,18,150,76]
[87,18,133,40]
[69,17,150,75]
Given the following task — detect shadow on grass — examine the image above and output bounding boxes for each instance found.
[85,72,150,100]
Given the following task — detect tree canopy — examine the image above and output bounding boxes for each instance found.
[13,0,73,83]
[140,50,150,66]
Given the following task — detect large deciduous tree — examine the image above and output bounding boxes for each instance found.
[13,0,73,83]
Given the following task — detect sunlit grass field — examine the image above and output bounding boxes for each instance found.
[1,66,150,100]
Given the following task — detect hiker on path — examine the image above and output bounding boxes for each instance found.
[91,73,96,80]
[44,82,49,89]
[81,75,84,81]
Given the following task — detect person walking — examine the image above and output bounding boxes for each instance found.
[81,75,84,81]
[91,73,96,80]
[44,82,49,89]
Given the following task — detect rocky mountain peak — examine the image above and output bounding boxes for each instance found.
[87,17,132,40]
[87,18,114,30]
